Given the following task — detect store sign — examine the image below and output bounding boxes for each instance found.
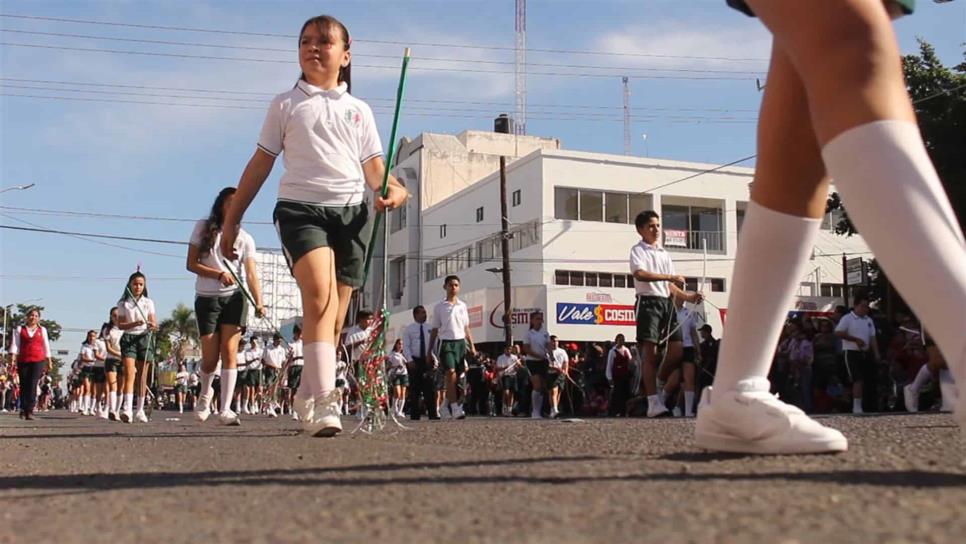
[585,292,613,303]
[468,305,484,328]
[846,257,867,286]
[556,303,635,326]
[664,229,688,248]
[489,305,540,328]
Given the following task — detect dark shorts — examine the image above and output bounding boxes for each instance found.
[682,347,697,364]
[195,291,248,336]
[273,200,371,288]
[238,369,249,387]
[120,333,154,362]
[79,367,93,382]
[91,367,106,384]
[246,368,263,387]
[548,370,566,389]
[104,358,123,374]
[438,339,467,374]
[262,367,279,386]
[636,296,681,345]
[336,378,347,389]
[840,350,874,386]
[525,360,549,378]
[391,374,409,387]
[500,375,516,391]
[288,366,303,390]
[727,0,913,17]
[175,384,188,394]
[434,368,446,391]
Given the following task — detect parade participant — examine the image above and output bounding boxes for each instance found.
[79,330,98,416]
[9,307,52,420]
[835,294,881,414]
[674,296,702,417]
[428,275,475,421]
[261,333,287,417]
[522,311,550,419]
[495,344,521,417]
[102,308,124,421]
[220,14,408,437]
[386,338,408,418]
[187,186,263,426]
[116,271,158,423]
[174,363,190,414]
[342,311,374,419]
[284,325,304,421]
[233,336,248,417]
[244,337,263,415]
[547,336,569,419]
[697,0,966,454]
[402,306,435,420]
[92,328,109,418]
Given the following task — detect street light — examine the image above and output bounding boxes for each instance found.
[0,183,36,194]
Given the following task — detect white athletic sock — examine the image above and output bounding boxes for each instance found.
[200,370,215,400]
[647,394,662,411]
[84,395,92,411]
[684,391,695,417]
[910,364,932,392]
[822,121,966,385]
[852,398,863,412]
[136,393,146,413]
[712,201,821,392]
[108,392,117,413]
[304,342,337,397]
[531,391,541,415]
[220,369,237,412]
[123,393,133,412]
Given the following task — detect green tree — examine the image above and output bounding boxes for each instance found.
[159,303,199,366]
[1,303,66,383]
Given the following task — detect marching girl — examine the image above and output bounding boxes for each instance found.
[187,187,263,426]
[386,338,408,418]
[116,271,158,423]
[79,330,98,416]
[101,307,124,421]
[92,329,109,418]
[221,14,407,436]
[174,363,190,414]
[283,324,305,420]
[9,307,52,420]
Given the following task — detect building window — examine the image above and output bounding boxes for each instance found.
[512,190,521,207]
[569,271,584,286]
[629,193,653,220]
[614,274,626,288]
[821,283,844,297]
[604,192,629,224]
[598,273,613,288]
[554,187,579,220]
[555,270,569,285]
[710,278,726,292]
[821,209,846,231]
[475,207,484,223]
[661,203,725,252]
[685,278,699,292]
[579,190,603,222]
[390,257,405,306]
[391,201,408,233]
[584,272,598,287]
[439,224,447,238]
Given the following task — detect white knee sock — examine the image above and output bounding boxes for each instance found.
[108,391,117,413]
[713,201,821,392]
[200,370,215,400]
[123,393,133,412]
[136,393,145,413]
[822,120,966,384]
[684,391,695,417]
[910,364,932,392]
[304,342,337,397]
[220,369,237,412]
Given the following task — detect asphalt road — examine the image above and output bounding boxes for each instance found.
[1,410,965,544]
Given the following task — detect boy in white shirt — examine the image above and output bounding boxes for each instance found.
[428,275,476,420]
[835,294,881,414]
[547,336,570,419]
[495,345,520,416]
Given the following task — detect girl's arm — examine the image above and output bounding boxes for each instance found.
[244,255,265,317]
[187,244,234,286]
[222,150,276,259]
[361,156,409,211]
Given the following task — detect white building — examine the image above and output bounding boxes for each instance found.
[366,130,871,347]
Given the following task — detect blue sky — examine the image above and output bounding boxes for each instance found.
[1,0,964,364]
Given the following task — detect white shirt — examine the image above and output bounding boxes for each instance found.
[387,351,408,376]
[550,348,569,371]
[342,325,371,363]
[10,325,51,358]
[80,343,97,368]
[176,371,189,386]
[429,299,469,341]
[336,359,348,381]
[235,351,248,370]
[606,345,633,382]
[104,327,123,360]
[289,339,304,367]
[245,346,263,371]
[524,327,550,361]
[117,296,156,336]
[258,80,383,207]
[629,240,675,298]
[189,220,257,297]
[189,373,200,386]
[836,311,877,352]
[402,321,430,361]
[677,308,697,348]
[496,353,519,376]
[93,339,107,368]
[262,344,287,369]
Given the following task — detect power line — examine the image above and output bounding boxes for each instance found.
[0,13,770,63]
[0,42,758,81]
[0,214,185,258]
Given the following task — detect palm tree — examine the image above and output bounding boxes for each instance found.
[159,303,199,367]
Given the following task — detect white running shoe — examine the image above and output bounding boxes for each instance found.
[120,410,133,423]
[135,410,149,423]
[195,395,212,422]
[439,403,451,419]
[292,412,300,421]
[267,406,278,418]
[98,408,109,420]
[293,394,314,423]
[451,404,466,420]
[695,379,847,454]
[939,373,959,413]
[646,402,669,418]
[218,409,241,426]
[672,406,683,418]
[304,390,342,437]
[108,411,118,422]
[903,384,919,413]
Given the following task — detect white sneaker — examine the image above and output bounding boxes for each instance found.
[267,407,278,418]
[646,402,669,418]
[451,404,465,420]
[940,374,959,413]
[218,410,241,426]
[903,384,919,413]
[293,394,314,423]
[304,390,342,437]
[549,408,559,419]
[195,396,212,422]
[852,404,864,415]
[439,403,451,419]
[98,408,109,420]
[135,410,149,423]
[672,406,683,418]
[292,412,300,421]
[120,410,133,423]
[695,379,847,454]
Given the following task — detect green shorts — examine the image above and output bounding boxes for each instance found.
[262,367,279,386]
[104,358,123,374]
[238,369,249,386]
[246,368,263,387]
[91,367,107,384]
[120,333,155,362]
[548,370,566,389]
[635,296,681,345]
[391,374,409,387]
[79,367,93,382]
[175,384,188,394]
[525,359,549,378]
[288,365,303,391]
[273,200,371,288]
[500,374,516,391]
[438,339,467,374]
[195,291,248,336]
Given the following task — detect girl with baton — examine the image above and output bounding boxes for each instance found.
[221,14,407,437]
[116,271,157,423]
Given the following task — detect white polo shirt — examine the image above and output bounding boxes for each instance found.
[678,308,697,348]
[629,240,675,298]
[429,299,469,341]
[258,80,383,207]
[550,347,569,371]
[262,344,287,369]
[342,324,372,363]
[387,351,408,376]
[524,327,550,362]
[80,343,97,369]
[117,296,156,336]
[245,346,263,371]
[93,339,107,368]
[496,353,519,376]
[836,311,877,352]
[289,339,304,367]
[189,220,257,297]
[235,350,248,371]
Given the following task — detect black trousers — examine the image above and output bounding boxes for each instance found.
[408,357,437,419]
[608,376,631,417]
[17,361,45,413]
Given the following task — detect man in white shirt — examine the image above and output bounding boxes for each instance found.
[547,336,570,419]
[495,345,521,416]
[261,333,287,417]
[835,294,881,414]
[428,275,476,420]
[629,210,702,418]
[402,305,436,420]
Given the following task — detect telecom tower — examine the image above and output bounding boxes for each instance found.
[515,0,527,135]
[622,76,631,155]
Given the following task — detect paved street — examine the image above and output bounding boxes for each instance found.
[2,411,965,544]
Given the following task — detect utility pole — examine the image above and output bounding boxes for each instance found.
[495,115,514,347]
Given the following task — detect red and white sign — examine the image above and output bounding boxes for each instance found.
[468,305,484,328]
[664,229,688,248]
